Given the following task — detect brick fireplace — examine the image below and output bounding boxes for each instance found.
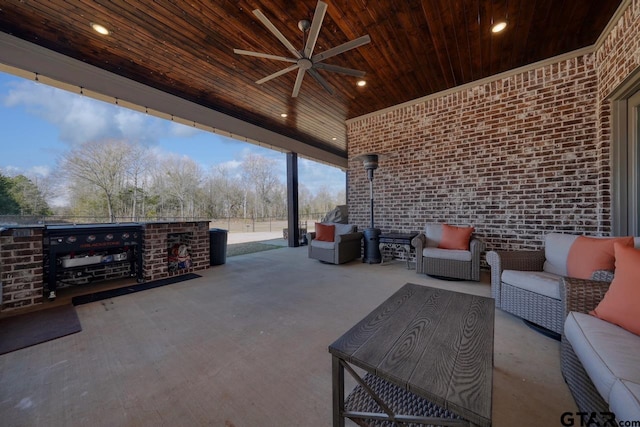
[142,221,209,282]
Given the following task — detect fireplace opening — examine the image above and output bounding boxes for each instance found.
[167,232,193,272]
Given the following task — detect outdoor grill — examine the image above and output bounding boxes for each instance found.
[44,224,143,300]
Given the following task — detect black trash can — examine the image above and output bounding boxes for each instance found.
[209,228,228,265]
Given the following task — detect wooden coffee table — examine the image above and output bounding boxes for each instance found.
[329,283,494,426]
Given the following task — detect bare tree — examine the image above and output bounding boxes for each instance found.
[52,137,343,223]
[126,143,153,221]
[161,154,203,219]
[60,139,131,222]
[241,153,280,228]
[209,164,244,226]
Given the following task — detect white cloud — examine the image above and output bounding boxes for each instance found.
[1,77,346,197]
[0,165,21,176]
[299,158,345,190]
[220,160,242,170]
[0,164,51,178]
[3,80,173,146]
[169,122,202,138]
[113,108,163,144]
[29,165,52,177]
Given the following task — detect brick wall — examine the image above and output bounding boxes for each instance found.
[142,221,210,281]
[0,227,44,312]
[595,0,640,230]
[346,1,640,253]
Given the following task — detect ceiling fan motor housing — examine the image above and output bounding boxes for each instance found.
[298,20,311,32]
[298,58,313,70]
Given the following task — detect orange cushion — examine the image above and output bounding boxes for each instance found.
[591,243,640,335]
[437,224,474,250]
[566,236,634,279]
[315,223,335,242]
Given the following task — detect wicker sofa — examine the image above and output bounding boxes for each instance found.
[561,274,640,423]
[411,223,484,281]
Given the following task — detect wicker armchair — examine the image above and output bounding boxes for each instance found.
[488,233,640,336]
[411,224,484,281]
[307,223,363,264]
[560,272,614,420]
[485,249,565,333]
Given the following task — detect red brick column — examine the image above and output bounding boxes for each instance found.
[0,227,44,313]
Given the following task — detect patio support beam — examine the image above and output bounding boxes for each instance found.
[287,152,300,248]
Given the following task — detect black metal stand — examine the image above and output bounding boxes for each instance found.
[359,153,382,264]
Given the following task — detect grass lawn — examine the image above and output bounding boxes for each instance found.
[226,242,284,257]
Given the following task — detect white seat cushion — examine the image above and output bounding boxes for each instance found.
[564,312,640,409]
[501,270,561,300]
[310,240,335,250]
[609,379,640,421]
[423,247,472,261]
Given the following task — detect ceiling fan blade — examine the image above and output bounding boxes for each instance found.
[233,49,297,63]
[308,68,335,95]
[256,64,300,85]
[291,68,307,98]
[253,9,302,59]
[304,1,328,59]
[313,35,371,63]
[313,63,366,77]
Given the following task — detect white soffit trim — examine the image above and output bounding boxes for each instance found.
[0,32,347,169]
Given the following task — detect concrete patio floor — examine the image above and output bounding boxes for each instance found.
[0,244,576,426]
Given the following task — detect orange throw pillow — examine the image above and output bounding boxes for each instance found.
[567,236,634,279]
[437,224,474,250]
[315,223,335,242]
[591,243,640,335]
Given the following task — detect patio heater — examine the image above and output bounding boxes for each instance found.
[359,153,382,264]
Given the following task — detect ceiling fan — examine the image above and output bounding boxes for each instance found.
[234,0,371,98]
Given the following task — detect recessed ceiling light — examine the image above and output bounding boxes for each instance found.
[491,21,507,33]
[332,137,337,141]
[280,113,287,118]
[91,23,110,35]
[357,80,367,87]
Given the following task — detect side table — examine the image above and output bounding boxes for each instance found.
[378,232,418,269]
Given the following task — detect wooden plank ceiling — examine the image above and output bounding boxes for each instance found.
[0,0,623,161]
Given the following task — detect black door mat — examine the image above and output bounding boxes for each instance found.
[0,304,81,355]
[72,273,202,306]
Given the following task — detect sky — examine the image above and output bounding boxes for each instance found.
[0,71,345,203]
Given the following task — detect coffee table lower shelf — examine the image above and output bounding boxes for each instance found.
[344,373,467,427]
